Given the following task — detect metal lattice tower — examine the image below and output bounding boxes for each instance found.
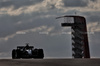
[56,15,90,58]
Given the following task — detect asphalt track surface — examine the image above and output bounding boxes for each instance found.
[0,59,100,66]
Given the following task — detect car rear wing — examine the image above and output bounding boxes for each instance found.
[17,46,34,49]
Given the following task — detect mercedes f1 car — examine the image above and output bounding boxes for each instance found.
[12,44,44,59]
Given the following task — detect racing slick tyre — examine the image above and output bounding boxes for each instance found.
[38,49,44,59]
[12,49,20,59]
[12,49,17,59]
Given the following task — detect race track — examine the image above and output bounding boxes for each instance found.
[0,59,100,66]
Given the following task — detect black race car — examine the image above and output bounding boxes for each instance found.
[12,44,44,59]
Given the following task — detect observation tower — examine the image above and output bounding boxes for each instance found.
[56,15,90,58]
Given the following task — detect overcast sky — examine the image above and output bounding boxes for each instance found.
[0,0,100,59]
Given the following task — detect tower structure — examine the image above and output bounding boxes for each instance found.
[56,15,90,58]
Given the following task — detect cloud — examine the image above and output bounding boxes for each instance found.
[0,34,16,41]
[0,26,55,41]
[0,0,59,16]
[0,0,43,9]
[87,22,100,32]
[0,0,100,16]
[62,0,89,7]
[88,0,100,10]
[0,0,44,15]
[61,0,100,13]
[88,15,100,22]
[0,11,57,38]
[90,0,98,2]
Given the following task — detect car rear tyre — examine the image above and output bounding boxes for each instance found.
[38,49,44,59]
[12,49,17,59]
[12,49,20,59]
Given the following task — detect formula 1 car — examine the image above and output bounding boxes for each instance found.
[12,44,44,59]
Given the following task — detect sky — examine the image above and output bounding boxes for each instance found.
[0,0,100,59]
